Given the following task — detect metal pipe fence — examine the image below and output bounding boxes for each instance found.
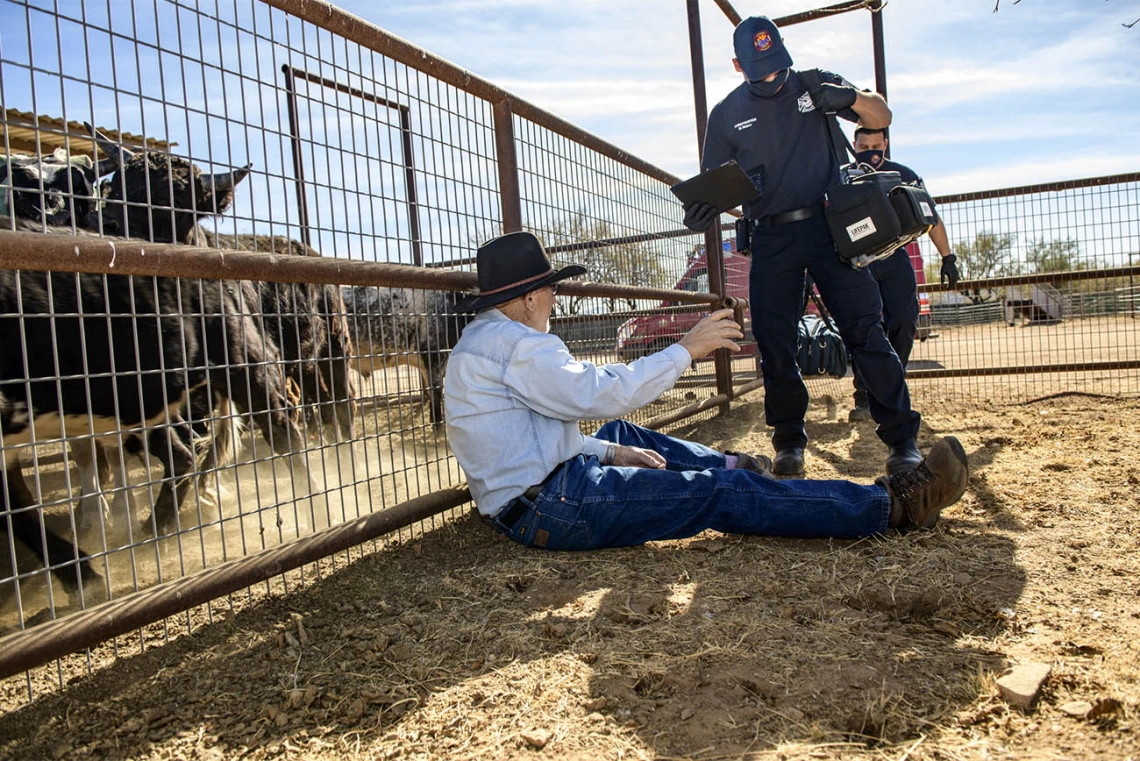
[0,0,1136,700]
[0,0,727,693]
[910,174,1140,399]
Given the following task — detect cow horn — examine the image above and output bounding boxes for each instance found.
[205,163,252,195]
[84,121,135,169]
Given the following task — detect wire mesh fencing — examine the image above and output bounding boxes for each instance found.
[0,0,1137,698]
[785,174,1140,411]
[0,0,718,688]
[910,174,1140,403]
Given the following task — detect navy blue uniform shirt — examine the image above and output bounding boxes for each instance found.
[701,69,859,220]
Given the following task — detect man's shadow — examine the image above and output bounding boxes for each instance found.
[0,492,1025,759]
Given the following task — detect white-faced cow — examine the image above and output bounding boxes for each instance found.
[0,148,110,231]
[342,286,471,428]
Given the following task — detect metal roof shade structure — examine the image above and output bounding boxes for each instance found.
[1,108,175,157]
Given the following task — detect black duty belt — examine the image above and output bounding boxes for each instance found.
[754,202,823,228]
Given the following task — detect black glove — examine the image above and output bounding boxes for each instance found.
[809,83,858,114]
[682,201,718,233]
[940,253,960,290]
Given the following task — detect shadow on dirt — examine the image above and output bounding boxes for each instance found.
[0,478,1026,758]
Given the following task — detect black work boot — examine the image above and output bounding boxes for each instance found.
[880,436,969,530]
[728,451,774,479]
[886,438,923,475]
[773,447,805,476]
[848,390,872,422]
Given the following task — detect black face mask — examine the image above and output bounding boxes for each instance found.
[854,149,884,169]
[748,68,790,98]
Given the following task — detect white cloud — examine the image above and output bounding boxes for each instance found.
[338,0,1140,194]
[931,150,1140,196]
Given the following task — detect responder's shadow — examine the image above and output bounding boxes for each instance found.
[578,525,1025,755]
[808,403,1024,533]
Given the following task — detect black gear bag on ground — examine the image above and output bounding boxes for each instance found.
[796,314,848,378]
[801,69,938,270]
[796,276,848,379]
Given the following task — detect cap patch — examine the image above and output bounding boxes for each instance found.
[754,31,773,52]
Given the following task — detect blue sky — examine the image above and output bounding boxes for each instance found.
[1,0,1136,266]
[339,0,1140,196]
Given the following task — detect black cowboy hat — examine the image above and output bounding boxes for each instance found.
[457,231,586,311]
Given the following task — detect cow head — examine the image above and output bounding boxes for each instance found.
[1,150,99,227]
[87,124,251,244]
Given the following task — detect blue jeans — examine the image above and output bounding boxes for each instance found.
[488,420,890,550]
[749,215,921,449]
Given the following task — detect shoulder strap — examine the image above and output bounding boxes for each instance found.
[800,68,856,167]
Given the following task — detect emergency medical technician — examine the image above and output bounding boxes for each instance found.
[846,126,960,422]
[683,15,923,477]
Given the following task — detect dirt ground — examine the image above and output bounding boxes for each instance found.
[1,387,1139,760]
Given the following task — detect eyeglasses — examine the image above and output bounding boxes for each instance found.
[549,284,560,295]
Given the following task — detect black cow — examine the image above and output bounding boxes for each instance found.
[342,286,471,428]
[90,126,249,245]
[200,230,358,442]
[1,272,307,559]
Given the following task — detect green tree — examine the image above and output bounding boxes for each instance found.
[539,213,669,316]
[952,231,1016,303]
[1025,238,1081,274]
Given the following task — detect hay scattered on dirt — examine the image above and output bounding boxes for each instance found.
[1,390,1138,760]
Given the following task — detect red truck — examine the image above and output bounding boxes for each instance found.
[614,239,931,361]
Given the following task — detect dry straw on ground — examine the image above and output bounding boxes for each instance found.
[1,389,1138,760]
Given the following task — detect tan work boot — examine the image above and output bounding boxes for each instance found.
[879,436,969,530]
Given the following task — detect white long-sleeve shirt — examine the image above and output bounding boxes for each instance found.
[444,308,691,516]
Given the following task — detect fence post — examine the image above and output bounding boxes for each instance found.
[685,0,734,411]
[493,98,523,234]
[869,0,890,156]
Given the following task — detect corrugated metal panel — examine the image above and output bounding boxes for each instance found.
[1,108,173,157]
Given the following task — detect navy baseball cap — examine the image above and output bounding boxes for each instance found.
[733,17,793,82]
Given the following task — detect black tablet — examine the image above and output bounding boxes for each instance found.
[670,161,759,213]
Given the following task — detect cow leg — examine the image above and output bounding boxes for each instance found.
[74,439,112,535]
[216,314,307,460]
[3,463,104,600]
[106,436,151,528]
[141,420,197,537]
[423,349,447,428]
[227,368,312,495]
[318,288,357,442]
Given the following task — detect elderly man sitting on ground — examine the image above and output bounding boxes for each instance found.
[444,231,968,551]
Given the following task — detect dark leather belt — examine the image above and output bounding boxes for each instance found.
[493,477,552,528]
[754,202,823,228]
[494,498,530,529]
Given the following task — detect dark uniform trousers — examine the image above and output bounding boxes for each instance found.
[852,247,921,399]
[749,215,921,450]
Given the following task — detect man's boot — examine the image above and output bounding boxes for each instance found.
[728,451,774,479]
[881,436,969,530]
[848,389,872,422]
[886,438,923,475]
[773,447,805,476]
